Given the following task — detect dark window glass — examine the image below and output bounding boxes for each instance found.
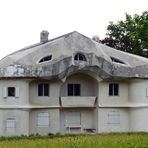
[67,84,80,96]
[114,84,119,96]
[38,84,43,96]
[74,84,80,96]
[74,53,86,61]
[68,84,73,96]
[39,55,52,63]
[109,84,113,96]
[38,83,49,96]
[8,87,15,97]
[44,84,49,96]
[109,83,119,96]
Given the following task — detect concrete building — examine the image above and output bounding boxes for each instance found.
[0,31,148,136]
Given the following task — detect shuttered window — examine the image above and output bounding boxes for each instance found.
[37,113,49,127]
[6,118,16,130]
[3,87,20,98]
[108,111,120,125]
[66,112,81,126]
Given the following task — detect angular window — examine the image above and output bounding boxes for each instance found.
[109,83,119,96]
[68,84,80,96]
[108,111,120,125]
[37,113,49,127]
[66,112,81,126]
[8,87,15,97]
[6,118,16,130]
[39,55,52,63]
[38,83,49,96]
[74,53,87,61]
[110,57,126,64]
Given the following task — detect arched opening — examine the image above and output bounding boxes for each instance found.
[74,53,87,62]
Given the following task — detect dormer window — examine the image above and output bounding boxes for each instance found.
[110,57,126,65]
[74,53,87,62]
[38,55,52,63]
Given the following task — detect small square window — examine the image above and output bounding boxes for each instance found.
[109,83,119,96]
[67,84,80,96]
[38,83,49,96]
[8,87,15,97]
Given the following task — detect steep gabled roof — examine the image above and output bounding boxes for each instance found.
[0,31,148,79]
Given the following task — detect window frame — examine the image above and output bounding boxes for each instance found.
[109,83,119,96]
[6,118,16,131]
[107,111,120,125]
[38,83,49,97]
[67,84,81,96]
[66,111,81,126]
[37,112,49,127]
[74,53,87,62]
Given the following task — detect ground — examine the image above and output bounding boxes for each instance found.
[0,133,148,148]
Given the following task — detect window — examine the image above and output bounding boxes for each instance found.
[66,112,81,126]
[68,84,80,96]
[8,87,15,97]
[3,87,20,98]
[109,83,119,96]
[6,118,16,130]
[74,53,87,61]
[108,111,120,125]
[37,113,49,127]
[38,83,49,96]
[38,55,52,63]
[110,57,126,64]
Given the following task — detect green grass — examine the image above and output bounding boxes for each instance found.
[0,133,148,148]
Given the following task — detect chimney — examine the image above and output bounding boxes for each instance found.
[40,30,49,43]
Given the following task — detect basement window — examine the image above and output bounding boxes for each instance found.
[74,53,87,62]
[38,55,52,63]
[110,57,126,64]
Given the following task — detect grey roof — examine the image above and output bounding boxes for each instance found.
[0,31,148,79]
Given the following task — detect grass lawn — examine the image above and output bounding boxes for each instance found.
[0,133,148,148]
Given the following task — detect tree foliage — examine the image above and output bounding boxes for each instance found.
[100,11,148,57]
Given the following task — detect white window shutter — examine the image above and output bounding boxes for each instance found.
[3,87,7,98]
[15,87,20,98]
[146,88,148,97]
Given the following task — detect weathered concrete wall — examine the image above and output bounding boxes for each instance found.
[129,80,148,103]
[60,73,98,96]
[60,109,95,133]
[0,109,29,136]
[0,80,29,105]
[29,109,60,135]
[99,81,129,105]
[29,80,62,106]
[98,108,129,132]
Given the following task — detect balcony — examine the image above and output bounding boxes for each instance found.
[60,96,96,107]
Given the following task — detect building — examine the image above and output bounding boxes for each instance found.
[0,31,148,136]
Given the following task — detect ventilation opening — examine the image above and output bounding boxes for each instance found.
[38,55,52,63]
[110,57,126,64]
[74,53,87,61]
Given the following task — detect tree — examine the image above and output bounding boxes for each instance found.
[100,11,148,57]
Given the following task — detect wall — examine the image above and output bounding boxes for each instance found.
[0,109,29,136]
[0,80,29,105]
[29,109,60,135]
[60,73,98,97]
[98,108,129,132]
[99,81,129,105]
[29,80,62,106]
[129,80,148,103]
[60,109,96,133]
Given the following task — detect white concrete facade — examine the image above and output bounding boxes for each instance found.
[0,31,148,136]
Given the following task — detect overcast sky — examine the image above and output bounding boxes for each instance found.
[0,0,147,59]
